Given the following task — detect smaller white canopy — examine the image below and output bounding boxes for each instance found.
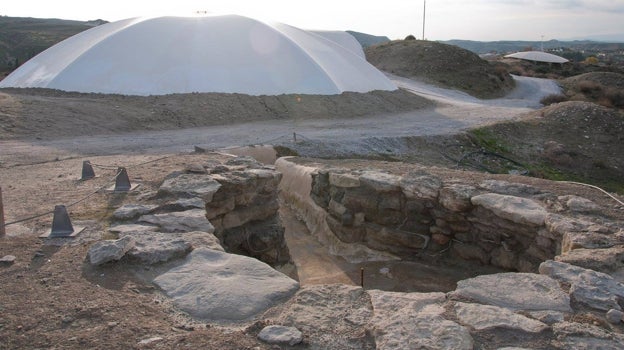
[504,51,569,64]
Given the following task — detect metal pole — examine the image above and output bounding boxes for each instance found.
[0,186,5,236]
[360,267,364,288]
[422,0,426,40]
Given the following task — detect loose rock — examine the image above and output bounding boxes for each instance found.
[87,236,135,265]
[257,325,303,346]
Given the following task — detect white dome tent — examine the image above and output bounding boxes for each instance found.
[0,15,397,96]
[504,51,569,64]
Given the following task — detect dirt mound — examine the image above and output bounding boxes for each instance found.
[556,72,624,109]
[563,72,624,90]
[365,40,515,99]
[0,88,431,140]
[464,101,624,192]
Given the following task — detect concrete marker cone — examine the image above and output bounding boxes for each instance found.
[81,160,96,180]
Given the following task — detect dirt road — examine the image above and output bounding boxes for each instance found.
[0,75,559,167]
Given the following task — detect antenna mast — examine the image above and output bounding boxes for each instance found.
[422,0,426,40]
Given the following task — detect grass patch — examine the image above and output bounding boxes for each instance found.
[467,128,510,154]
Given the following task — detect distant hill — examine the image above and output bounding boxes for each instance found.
[0,16,106,74]
[346,30,390,48]
[442,39,624,55]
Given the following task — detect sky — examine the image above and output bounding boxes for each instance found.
[2,0,623,42]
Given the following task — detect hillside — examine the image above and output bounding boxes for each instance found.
[365,39,515,99]
[346,30,389,48]
[0,16,105,75]
[444,39,624,55]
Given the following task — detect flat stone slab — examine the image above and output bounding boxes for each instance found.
[153,248,299,322]
[400,170,442,200]
[454,302,548,333]
[368,290,473,350]
[359,171,401,192]
[139,209,214,233]
[552,321,624,349]
[471,193,548,226]
[539,260,624,311]
[108,224,158,234]
[451,272,571,312]
[158,173,222,202]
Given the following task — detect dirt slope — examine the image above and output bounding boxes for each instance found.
[365,40,515,99]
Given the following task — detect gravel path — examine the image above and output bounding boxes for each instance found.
[0,75,560,166]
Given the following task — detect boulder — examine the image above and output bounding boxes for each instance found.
[451,273,571,312]
[158,174,222,201]
[367,290,473,350]
[87,236,135,265]
[153,248,298,321]
[539,260,624,311]
[454,302,548,333]
[471,193,548,226]
[139,209,214,233]
[108,224,158,234]
[606,309,624,324]
[257,325,303,346]
[112,204,158,221]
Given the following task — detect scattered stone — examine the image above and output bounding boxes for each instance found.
[138,337,163,345]
[154,248,298,321]
[606,309,624,324]
[257,325,303,346]
[139,209,214,233]
[121,230,223,264]
[539,260,624,311]
[451,272,572,312]
[471,193,548,226]
[158,174,222,201]
[479,180,542,196]
[454,302,548,333]
[185,163,206,174]
[399,170,442,200]
[107,321,118,328]
[0,255,16,266]
[112,204,158,221]
[367,290,473,350]
[87,236,135,265]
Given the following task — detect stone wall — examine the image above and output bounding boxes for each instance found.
[158,156,291,266]
[277,157,624,272]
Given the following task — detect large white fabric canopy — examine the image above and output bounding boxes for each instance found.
[504,51,569,64]
[0,15,397,95]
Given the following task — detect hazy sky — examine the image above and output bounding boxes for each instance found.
[2,0,623,41]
